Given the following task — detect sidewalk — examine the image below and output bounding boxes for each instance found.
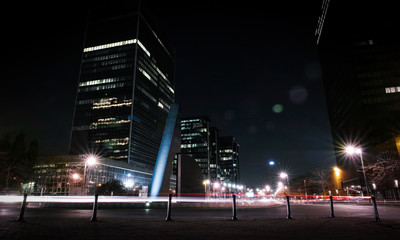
[1,216,399,240]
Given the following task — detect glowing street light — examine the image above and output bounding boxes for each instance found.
[280,172,289,186]
[72,173,80,181]
[345,145,369,196]
[203,179,210,195]
[82,155,97,195]
[334,167,340,177]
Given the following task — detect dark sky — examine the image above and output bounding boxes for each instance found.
[2,1,336,187]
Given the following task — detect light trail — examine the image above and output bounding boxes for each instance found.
[0,194,371,204]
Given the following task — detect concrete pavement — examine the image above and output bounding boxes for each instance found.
[1,216,400,240]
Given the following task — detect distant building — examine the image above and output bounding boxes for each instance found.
[179,116,212,180]
[31,155,160,196]
[218,136,240,184]
[177,116,240,187]
[69,1,175,173]
[316,0,400,185]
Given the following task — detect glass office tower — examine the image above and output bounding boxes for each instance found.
[70,2,175,171]
[218,136,240,184]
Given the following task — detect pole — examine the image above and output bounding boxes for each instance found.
[304,179,307,201]
[17,194,27,222]
[360,153,369,196]
[82,162,87,195]
[232,194,238,221]
[286,196,292,219]
[166,193,172,221]
[90,193,98,222]
[371,196,380,222]
[329,196,335,218]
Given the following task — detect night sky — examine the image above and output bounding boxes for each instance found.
[2,1,336,187]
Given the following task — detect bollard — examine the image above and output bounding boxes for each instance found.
[371,196,380,222]
[286,196,292,219]
[165,194,173,221]
[90,193,98,222]
[329,195,335,218]
[232,194,238,221]
[17,194,28,222]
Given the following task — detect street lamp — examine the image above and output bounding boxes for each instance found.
[82,155,97,195]
[280,172,289,185]
[203,179,210,196]
[345,145,369,196]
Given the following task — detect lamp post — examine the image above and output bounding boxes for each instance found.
[280,172,289,186]
[82,155,97,195]
[345,146,369,196]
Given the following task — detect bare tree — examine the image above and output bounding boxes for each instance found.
[365,157,400,188]
[309,168,329,195]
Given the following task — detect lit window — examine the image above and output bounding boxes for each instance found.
[158,102,164,109]
[385,86,400,94]
[84,39,136,52]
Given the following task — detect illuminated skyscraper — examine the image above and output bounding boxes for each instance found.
[218,136,240,184]
[179,116,212,180]
[70,1,175,171]
[316,1,400,183]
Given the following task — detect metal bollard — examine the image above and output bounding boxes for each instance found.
[371,196,380,222]
[330,195,335,218]
[232,194,238,221]
[286,196,292,219]
[165,194,173,221]
[90,194,98,222]
[17,194,28,222]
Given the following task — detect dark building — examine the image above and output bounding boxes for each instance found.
[179,116,212,180]
[218,136,240,184]
[69,1,175,172]
[316,1,400,184]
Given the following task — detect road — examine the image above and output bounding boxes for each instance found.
[1,202,400,221]
[1,203,400,240]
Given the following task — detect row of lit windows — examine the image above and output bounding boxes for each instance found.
[83,53,128,63]
[138,58,174,101]
[181,143,208,148]
[82,63,133,74]
[136,85,157,103]
[219,149,233,153]
[83,58,128,69]
[182,132,201,137]
[385,86,400,93]
[158,98,170,110]
[92,98,132,109]
[181,127,207,132]
[79,77,125,87]
[94,137,129,145]
[78,83,125,93]
[181,119,201,123]
[138,66,158,86]
[84,39,151,58]
[83,39,174,98]
[91,118,130,127]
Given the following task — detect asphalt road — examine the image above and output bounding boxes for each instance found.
[1,202,400,221]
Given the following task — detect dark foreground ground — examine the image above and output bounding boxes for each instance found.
[1,203,399,240]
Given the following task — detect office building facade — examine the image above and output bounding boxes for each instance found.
[218,136,240,184]
[316,1,400,183]
[70,2,175,173]
[180,116,212,180]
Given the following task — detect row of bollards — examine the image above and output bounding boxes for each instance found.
[15,194,382,222]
